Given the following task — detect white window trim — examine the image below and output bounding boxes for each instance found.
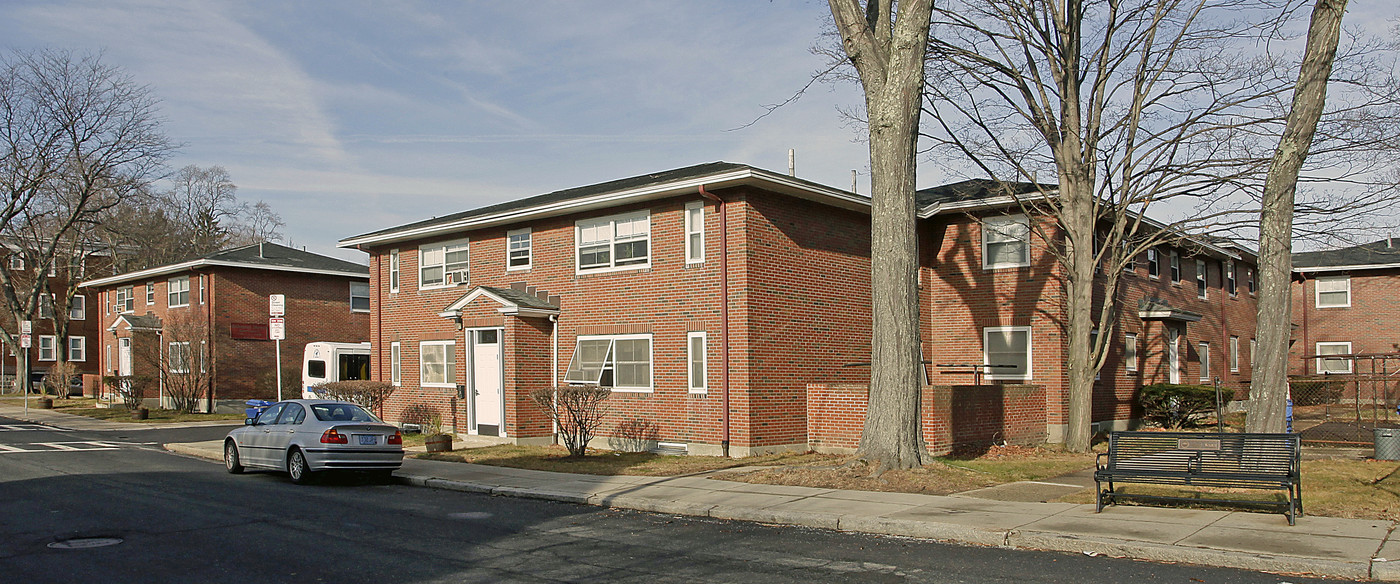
[419,340,456,387]
[1198,341,1211,382]
[983,326,1032,381]
[419,239,470,290]
[687,331,707,393]
[169,341,191,374]
[1229,336,1240,373]
[69,295,86,321]
[199,275,205,304]
[1315,276,1351,308]
[1226,261,1237,296]
[575,210,652,275]
[1315,341,1353,374]
[68,336,86,362]
[1195,259,1208,299]
[350,281,370,313]
[146,281,155,305]
[389,249,400,294]
[168,276,191,308]
[1169,251,1181,283]
[390,342,402,386]
[38,335,57,361]
[1168,329,1181,384]
[1124,333,1138,372]
[506,228,532,271]
[685,201,705,265]
[1146,249,1160,279]
[981,214,1031,270]
[564,333,654,392]
[116,286,135,314]
[38,293,54,319]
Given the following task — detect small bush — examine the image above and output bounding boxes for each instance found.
[309,380,395,413]
[101,375,153,411]
[43,361,79,397]
[1138,383,1219,429]
[530,385,612,457]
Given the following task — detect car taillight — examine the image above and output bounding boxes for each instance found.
[387,431,402,445]
[320,428,348,444]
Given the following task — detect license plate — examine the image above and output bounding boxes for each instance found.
[356,435,377,445]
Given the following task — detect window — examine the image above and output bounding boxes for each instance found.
[39,294,53,319]
[115,286,134,313]
[350,281,370,312]
[1146,249,1160,278]
[1195,259,1208,299]
[420,240,470,288]
[199,275,205,304]
[146,281,155,305]
[38,336,57,361]
[69,295,85,320]
[8,255,23,270]
[390,342,401,386]
[1225,261,1237,295]
[1315,276,1350,308]
[168,276,190,307]
[1316,342,1352,374]
[389,249,400,293]
[1229,336,1240,373]
[507,228,532,270]
[982,215,1031,269]
[169,341,191,374]
[983,326,1031,380]
[200,341,207,373]
[68,337,86,362]
[1124,333,1138,372]
[1247,268,1256,294]
[685,202,705,264]
[1168,251,1181,282]
[419,341,456,386]
[576,211,650,272]
[563,334,653,390]
[688,332,707,392]
[1250,338,1257,367]
[1199,341,1211,382]
[1122,243,1135,272]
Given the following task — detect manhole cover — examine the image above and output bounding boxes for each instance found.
[48,537,123,549]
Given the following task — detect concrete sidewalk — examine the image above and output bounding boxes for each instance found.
[0,400,243,431]
[162,439,1400,581]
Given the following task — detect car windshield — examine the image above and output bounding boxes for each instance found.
[310,403,381,423]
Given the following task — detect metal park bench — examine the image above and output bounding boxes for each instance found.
[1094,431,1303,525]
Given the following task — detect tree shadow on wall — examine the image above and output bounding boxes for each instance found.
[608,418,659,452]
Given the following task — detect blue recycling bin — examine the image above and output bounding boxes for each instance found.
[244,400,275,421]
[1286,399,1294,434]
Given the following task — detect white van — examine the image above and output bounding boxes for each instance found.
[302,342,372,398]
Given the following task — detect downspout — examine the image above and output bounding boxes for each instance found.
[549,313,559,442]
[1301,272,1310,375]
[698,185,730,458]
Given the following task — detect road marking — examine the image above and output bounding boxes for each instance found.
[0,441,124,454]
[0,424,70,432]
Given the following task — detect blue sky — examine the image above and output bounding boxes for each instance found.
[2,1,1395,261]
[1,1,880,262]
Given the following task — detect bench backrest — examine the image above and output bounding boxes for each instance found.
[1105,431,1299,477]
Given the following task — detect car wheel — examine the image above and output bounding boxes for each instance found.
[224,440,244,474]
[287,449,314,484]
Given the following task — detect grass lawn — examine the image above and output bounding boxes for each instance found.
[34,397,245,423]
[417,444,829,476]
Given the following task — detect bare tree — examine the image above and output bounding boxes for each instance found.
[915,0,1398,450]
[137,311,211,413]
[1249,0,1348,433]
[0,49,171,392]
[229,200,285,246]
[827,0,936,471]
[166,165,239,253]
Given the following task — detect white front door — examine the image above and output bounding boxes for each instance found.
[1167,328,1181,384]
[117,338,133,401]
[472,329,503,436]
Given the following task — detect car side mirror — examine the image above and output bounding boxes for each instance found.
[244,418,256,426]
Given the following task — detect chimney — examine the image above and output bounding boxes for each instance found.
[851,170,858,193]
[259,242,264,258]
[1388,237,1394,249]
[788,149,795,176]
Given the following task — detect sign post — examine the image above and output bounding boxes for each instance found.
[269,295,286,401]
[20,321,30,415]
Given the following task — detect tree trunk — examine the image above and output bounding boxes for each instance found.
[1248,0,1347,433]
[829,0,935,471]
[1061,171,1097,452]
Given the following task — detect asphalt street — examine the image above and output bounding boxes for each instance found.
[0,415,1332,584]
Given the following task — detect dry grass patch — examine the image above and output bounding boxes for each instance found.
[43,397,244,423]
[416,444,826,476]
[720,445,1098,495]
[1057,458,1400,521]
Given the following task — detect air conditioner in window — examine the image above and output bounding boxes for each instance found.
[446,270,468,285]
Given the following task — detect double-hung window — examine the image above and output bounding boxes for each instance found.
[1124,333,1138,372]
[1198,342,1211,381]
[168,276,190,307]
[1146,249,1160,278]
[685,202,705,264]
[350,282,370,312]
[38,336,57,361]
[39,294,53,319]
[687,332,707,393]
[983,326,1031,381]
[507,228,532,270]
[389,249,400,293]
[1225,261,1237,295]
[115,286,134,313]
[563,334,653,391]
[577,211,650,273]
[419,341,456,386]
[390,342,401,386]
[1169,251,1181,283]
[420,240,470,289]
[68,337,86,362]
[1316,342,1352,374]
[69,295,85,320]
[1247,268,1256,294]
[146,282,155,305]
[169,341,191,374]
[982,215,1030,269]
[1195,259,1208,299]
[1315,276,1350,308]
[1229,336,1240,373]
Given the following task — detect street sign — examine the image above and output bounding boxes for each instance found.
[19,334,30,348]
[20,321,31,334]
[269,294,285,316]
[269,317,286,341]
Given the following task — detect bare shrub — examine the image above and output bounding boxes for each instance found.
[43,361,79,398]
[309,380,395,414]
[530,385,612,457]
[102,375,153,411]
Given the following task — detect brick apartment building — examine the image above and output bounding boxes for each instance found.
[341,162,1257,456]
[81,243,370,411]
[0,244,108,388]
[1291,238,1400,376]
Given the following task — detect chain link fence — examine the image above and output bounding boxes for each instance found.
[1292,374,1400,446]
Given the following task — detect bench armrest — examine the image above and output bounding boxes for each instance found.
[1096,452,1108,470]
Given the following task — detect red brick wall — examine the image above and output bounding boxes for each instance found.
[806,383,1047,455]
[1293,268,1400,376]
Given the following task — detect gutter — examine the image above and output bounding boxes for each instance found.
[698,185,731,458]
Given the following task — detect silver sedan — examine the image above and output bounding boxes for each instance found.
[224,399,404,484]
